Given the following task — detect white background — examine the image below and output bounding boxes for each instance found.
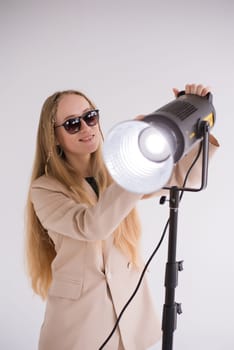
[0,0,233,349]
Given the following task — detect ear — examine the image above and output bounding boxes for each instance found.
[56,145,64,158]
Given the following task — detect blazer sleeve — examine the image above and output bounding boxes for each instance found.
[168,135,219,187]
[170,134,219,187]
[31,179,141,242]
[143,135,220,199]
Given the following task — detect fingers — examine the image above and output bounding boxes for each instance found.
[134,114,145,120]
[200,85,211,96]
[172,84,211,98]
[194,84,204,95]
[172,88,180,97]
[185,84,211,96]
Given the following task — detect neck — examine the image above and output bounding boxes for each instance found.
[65,153,92,177]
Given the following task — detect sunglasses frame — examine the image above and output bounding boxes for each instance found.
[55,109,99,134]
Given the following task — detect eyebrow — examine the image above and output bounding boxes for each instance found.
[63,107,93,121]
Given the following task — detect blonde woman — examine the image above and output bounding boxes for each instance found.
[25,84,219,350]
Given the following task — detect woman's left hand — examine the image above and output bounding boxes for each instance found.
[173,84,211,98]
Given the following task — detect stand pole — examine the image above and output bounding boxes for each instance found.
[162,186,182,350]
[161,121,210,350]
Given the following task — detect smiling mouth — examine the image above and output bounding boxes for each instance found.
[79,135,95,142]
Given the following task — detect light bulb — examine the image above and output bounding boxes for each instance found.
[138,126,172,162]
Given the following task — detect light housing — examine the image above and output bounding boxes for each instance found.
[103,92,215,194]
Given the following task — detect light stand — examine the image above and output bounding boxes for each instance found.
[161,121,210,350]
[102,92,215,349]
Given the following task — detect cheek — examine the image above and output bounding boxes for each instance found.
[55,129,64,146]
[55,130,73,150]
[95,129,102,146]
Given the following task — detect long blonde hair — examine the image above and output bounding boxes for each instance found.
[25,90,142,299]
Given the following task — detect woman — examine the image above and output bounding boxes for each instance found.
[25,84,218,350]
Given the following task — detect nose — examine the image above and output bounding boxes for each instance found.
[79,119,90,132]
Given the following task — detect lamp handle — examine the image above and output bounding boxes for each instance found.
[177,90,213,102]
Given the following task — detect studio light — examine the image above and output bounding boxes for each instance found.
[103,92,215,194]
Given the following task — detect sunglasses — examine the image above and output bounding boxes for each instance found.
[55,109,99,134]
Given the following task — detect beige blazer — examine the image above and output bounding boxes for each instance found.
[31,140,218,350]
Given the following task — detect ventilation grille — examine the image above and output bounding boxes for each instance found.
[158,101,198,121]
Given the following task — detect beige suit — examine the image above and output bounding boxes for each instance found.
[31,141,218,350]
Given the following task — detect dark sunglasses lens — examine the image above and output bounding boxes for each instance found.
[64,118,81,134]
[62,110,99,134]
[84,110,99,126]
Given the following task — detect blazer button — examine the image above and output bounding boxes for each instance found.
[127,262,132,269]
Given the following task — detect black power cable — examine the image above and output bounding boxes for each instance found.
[98,143,203,350]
